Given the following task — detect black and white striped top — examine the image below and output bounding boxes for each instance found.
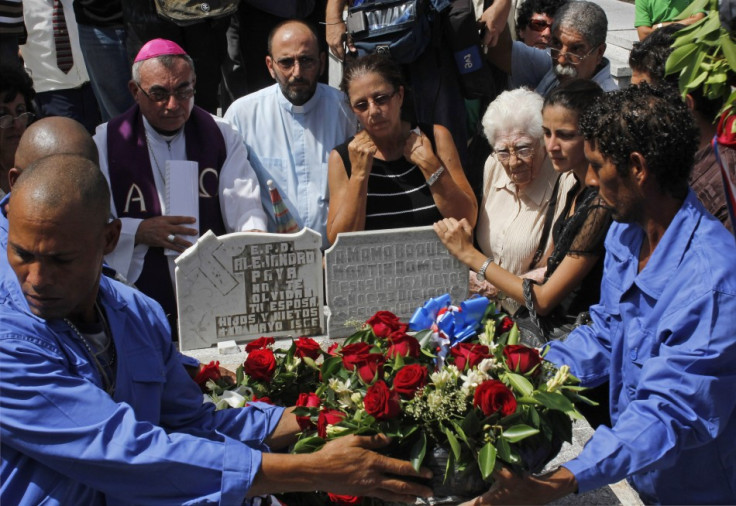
[335,126,443,231]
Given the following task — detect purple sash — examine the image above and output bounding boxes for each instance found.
[106,105,227,326]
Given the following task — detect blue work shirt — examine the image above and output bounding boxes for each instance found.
[0,271,284,505]
[224,83,357,249]
[546,191,736,504]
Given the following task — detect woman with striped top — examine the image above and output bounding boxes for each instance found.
[326,54,477,245]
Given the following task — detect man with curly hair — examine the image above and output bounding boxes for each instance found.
[462,84,736,505]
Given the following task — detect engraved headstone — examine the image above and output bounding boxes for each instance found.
[176,229,324,351]
[324,226,469,338]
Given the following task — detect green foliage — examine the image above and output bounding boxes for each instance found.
[666,0,736,117]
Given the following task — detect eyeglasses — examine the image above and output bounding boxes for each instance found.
[0,111,35,129]
[136,82,196,103]
[494,145,534,163]
[527,19,552,32]
[549,45,598,65]
[274,56,318,71]
[351,91,397,112]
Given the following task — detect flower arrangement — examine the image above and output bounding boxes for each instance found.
[199,295,590,504]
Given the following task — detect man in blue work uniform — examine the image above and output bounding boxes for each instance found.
[461,84,736,505]
[0,154,432,505]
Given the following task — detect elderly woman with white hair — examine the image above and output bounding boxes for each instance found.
[464,88,574,307]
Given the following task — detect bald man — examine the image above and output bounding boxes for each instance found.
[0,154,432,504]
[1,116,99,262]
[224,19,356,249]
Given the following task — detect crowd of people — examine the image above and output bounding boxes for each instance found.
[1,0,736,505]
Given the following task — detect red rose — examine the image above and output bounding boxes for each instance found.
[387,330,420,359]
[473,380,517,417]
[245,336,275,353]
[717,108,736,148]
[294,336,321,360]
[317,409,346,438]
[328,493,362,505]
[295,392,321,430]
[193,360,221,391]
[340,342,372,370]
[327,342,340,355]
[245,395,272,406]
[366,310,403,338]
[364,380,401,420]
[450,343,491,370]
[499,316,515,333]
[244,348,276,381]
[393,364,427,398]
[503,345,542,377]
[355,353,386,384]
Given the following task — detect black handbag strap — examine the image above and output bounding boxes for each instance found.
[531,174,561,268]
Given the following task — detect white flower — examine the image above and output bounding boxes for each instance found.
[285,356,302,372]
[326,425,350,438]
[426,391,444,413]
[350,392,363,405]
[430,365,460,389]
[220,389,247,408]
[203,394,215,405]
[477,357,499,374]
[546,365,570,392]
[329,378,352,395]
[461,368,491,396]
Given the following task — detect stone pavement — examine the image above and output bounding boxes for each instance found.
[596,0,639,88]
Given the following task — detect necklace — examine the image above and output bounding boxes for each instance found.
[64,303,116,396]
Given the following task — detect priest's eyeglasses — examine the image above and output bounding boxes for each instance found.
[0,112,35,129]
[136,82,196,103]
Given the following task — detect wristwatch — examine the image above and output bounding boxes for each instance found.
[477,256,493,282]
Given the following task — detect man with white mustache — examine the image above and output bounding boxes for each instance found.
[489,0,618,96]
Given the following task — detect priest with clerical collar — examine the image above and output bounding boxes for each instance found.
[93,39,267,337]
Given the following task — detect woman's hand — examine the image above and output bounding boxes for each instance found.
[404,129,440,173]
[348,130,377,178]
[434,217,475,262]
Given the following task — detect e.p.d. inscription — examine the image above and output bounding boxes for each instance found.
[175,229,324,351]
[324,226,468,338]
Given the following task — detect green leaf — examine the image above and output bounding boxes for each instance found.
[410,431,427,473]
[301,356,319,370]
[720,32,736,70]
[477,442,497,479]
[444,427,462,461]
[461,409,482,437]
[504,372,534,397]
[235,366,244,385]
[415,329,435,348]
[293,436,326,453]
[501,424,540,443]
[666,42,699,75]
[507,323,519,345]
[674,0,709,19]
[450,421,471,448]
[320,356,344,381]
[533,391,576,413]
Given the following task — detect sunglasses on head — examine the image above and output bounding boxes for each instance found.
[528,19,552,32]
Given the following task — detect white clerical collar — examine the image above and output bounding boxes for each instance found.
[277,83,322,114]
[142,116,185,144]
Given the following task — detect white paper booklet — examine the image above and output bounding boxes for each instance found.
[165,160,199,256]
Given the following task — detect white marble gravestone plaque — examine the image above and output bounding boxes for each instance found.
[324,226,469,338]
[176,228,324,351]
